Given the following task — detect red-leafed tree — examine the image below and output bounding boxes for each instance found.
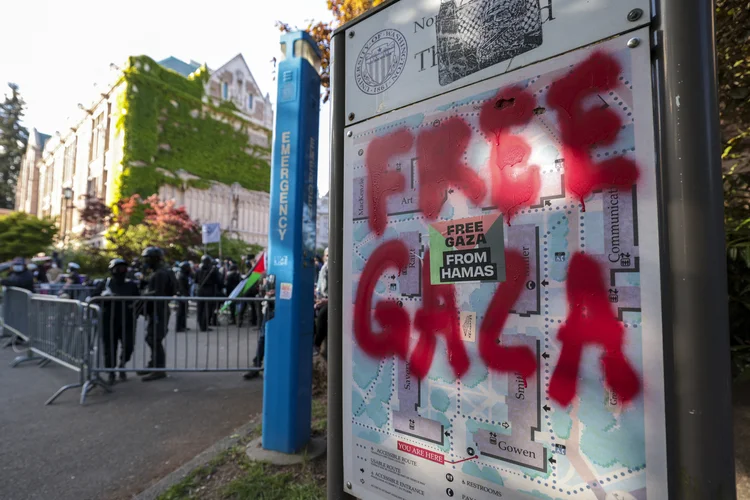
[105,194,201,262]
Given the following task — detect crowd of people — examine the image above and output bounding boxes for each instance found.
[0,253,85,294]
[1,246,329,383]
[1,249,274,383]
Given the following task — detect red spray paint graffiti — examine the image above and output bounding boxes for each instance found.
[354,240,410,359]
[365,129,413,236]
[548,252,641,406]
[410,250,470,380]
[546,52,640,210]
[478,251,537,379]
[416,117,486,220]
[479,87,541,225]
[354,51,643,407]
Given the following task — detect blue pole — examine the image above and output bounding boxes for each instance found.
[263,31,321,454]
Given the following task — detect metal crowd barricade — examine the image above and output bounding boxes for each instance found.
[3,286,32,341]
[17,296,102,405]
[82,296,270,403]
[1,287,41,360]
[0,287,6,341]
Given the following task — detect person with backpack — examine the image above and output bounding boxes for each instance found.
[137,247,176,381]
[194,255,223,332]
[91,259,140,385]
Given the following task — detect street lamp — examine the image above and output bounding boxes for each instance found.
[61,187,74,261]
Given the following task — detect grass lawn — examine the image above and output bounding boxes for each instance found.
[156,360,328,500]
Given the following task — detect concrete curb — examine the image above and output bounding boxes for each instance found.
[134,415,261,500]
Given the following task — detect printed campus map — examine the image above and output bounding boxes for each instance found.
[342,33,665,500]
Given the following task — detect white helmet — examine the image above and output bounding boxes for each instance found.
[68,262,81,270]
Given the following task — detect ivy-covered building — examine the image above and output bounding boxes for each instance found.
[16,54,274,247]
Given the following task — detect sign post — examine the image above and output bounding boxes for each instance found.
[655,0,735,497]
[263,31,321,454]
[328,0,735,498]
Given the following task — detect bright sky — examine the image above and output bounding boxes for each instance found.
[0,0,334,195]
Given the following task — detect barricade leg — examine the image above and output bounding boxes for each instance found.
[46,382,84,405]
[79,375,112,405]
[11,347,42,367]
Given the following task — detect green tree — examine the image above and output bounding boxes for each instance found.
[106,194,202,263]
[0,212,56,261]
[0,83,29,209]
[204,232,263,267]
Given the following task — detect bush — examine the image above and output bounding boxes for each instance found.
[725,169,750,379]
[0,212,57,261]
[63,247,113,279]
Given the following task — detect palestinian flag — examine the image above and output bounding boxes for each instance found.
[220,252,266,312]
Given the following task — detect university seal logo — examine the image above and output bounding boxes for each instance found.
[355,29,408,95]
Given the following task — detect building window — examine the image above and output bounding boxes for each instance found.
[89,112,106,161]
[44,166,53,199]
[105,103,111,152]
[247,94,253,111]
[63,139,77,183]
[222,82,229,100]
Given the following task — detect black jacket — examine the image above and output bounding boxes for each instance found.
[92,278,141,331]
[195,265,223,297]
[1,270,34,292]
[141,266,176,317]
[225,271,241,295]
[176,271,191,297]
[144,266,177,297]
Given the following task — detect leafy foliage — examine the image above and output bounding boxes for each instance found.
[725,167,750,378]
[203,233,263,266]
[63,247,112,278]
[718,1,750,379]
[116,56,272,201]
[277,0,385,102]
[0,212,56,261]
[105,194,201,263]
[716,0,750,174]
[0,83,29,209]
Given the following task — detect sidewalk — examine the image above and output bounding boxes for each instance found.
[0,344,263,500]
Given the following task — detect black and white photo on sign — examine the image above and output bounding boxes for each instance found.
[436,0,550,86]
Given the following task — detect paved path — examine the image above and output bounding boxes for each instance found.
[0,341,263,500]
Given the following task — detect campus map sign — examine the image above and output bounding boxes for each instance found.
[339,1,667,499]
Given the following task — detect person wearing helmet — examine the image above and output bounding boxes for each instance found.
[138,247,176,381]
[195,254,223,332]
[1,257,34,292]
[175,261,192,333]
[66,262,83,285]
[92,258,140,384]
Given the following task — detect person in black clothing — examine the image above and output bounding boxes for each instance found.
[195,255,223,332]
[1,257,35,292]
[127,258,140,280]
[314,248,329,357]
[175,261,192,332]
[36,263,49,284]
[225,264,242,325]
[244,274,274,380]
[92,258,140,385]
[138,247,176,381]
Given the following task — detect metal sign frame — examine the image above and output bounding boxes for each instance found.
[328,0,735,498]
